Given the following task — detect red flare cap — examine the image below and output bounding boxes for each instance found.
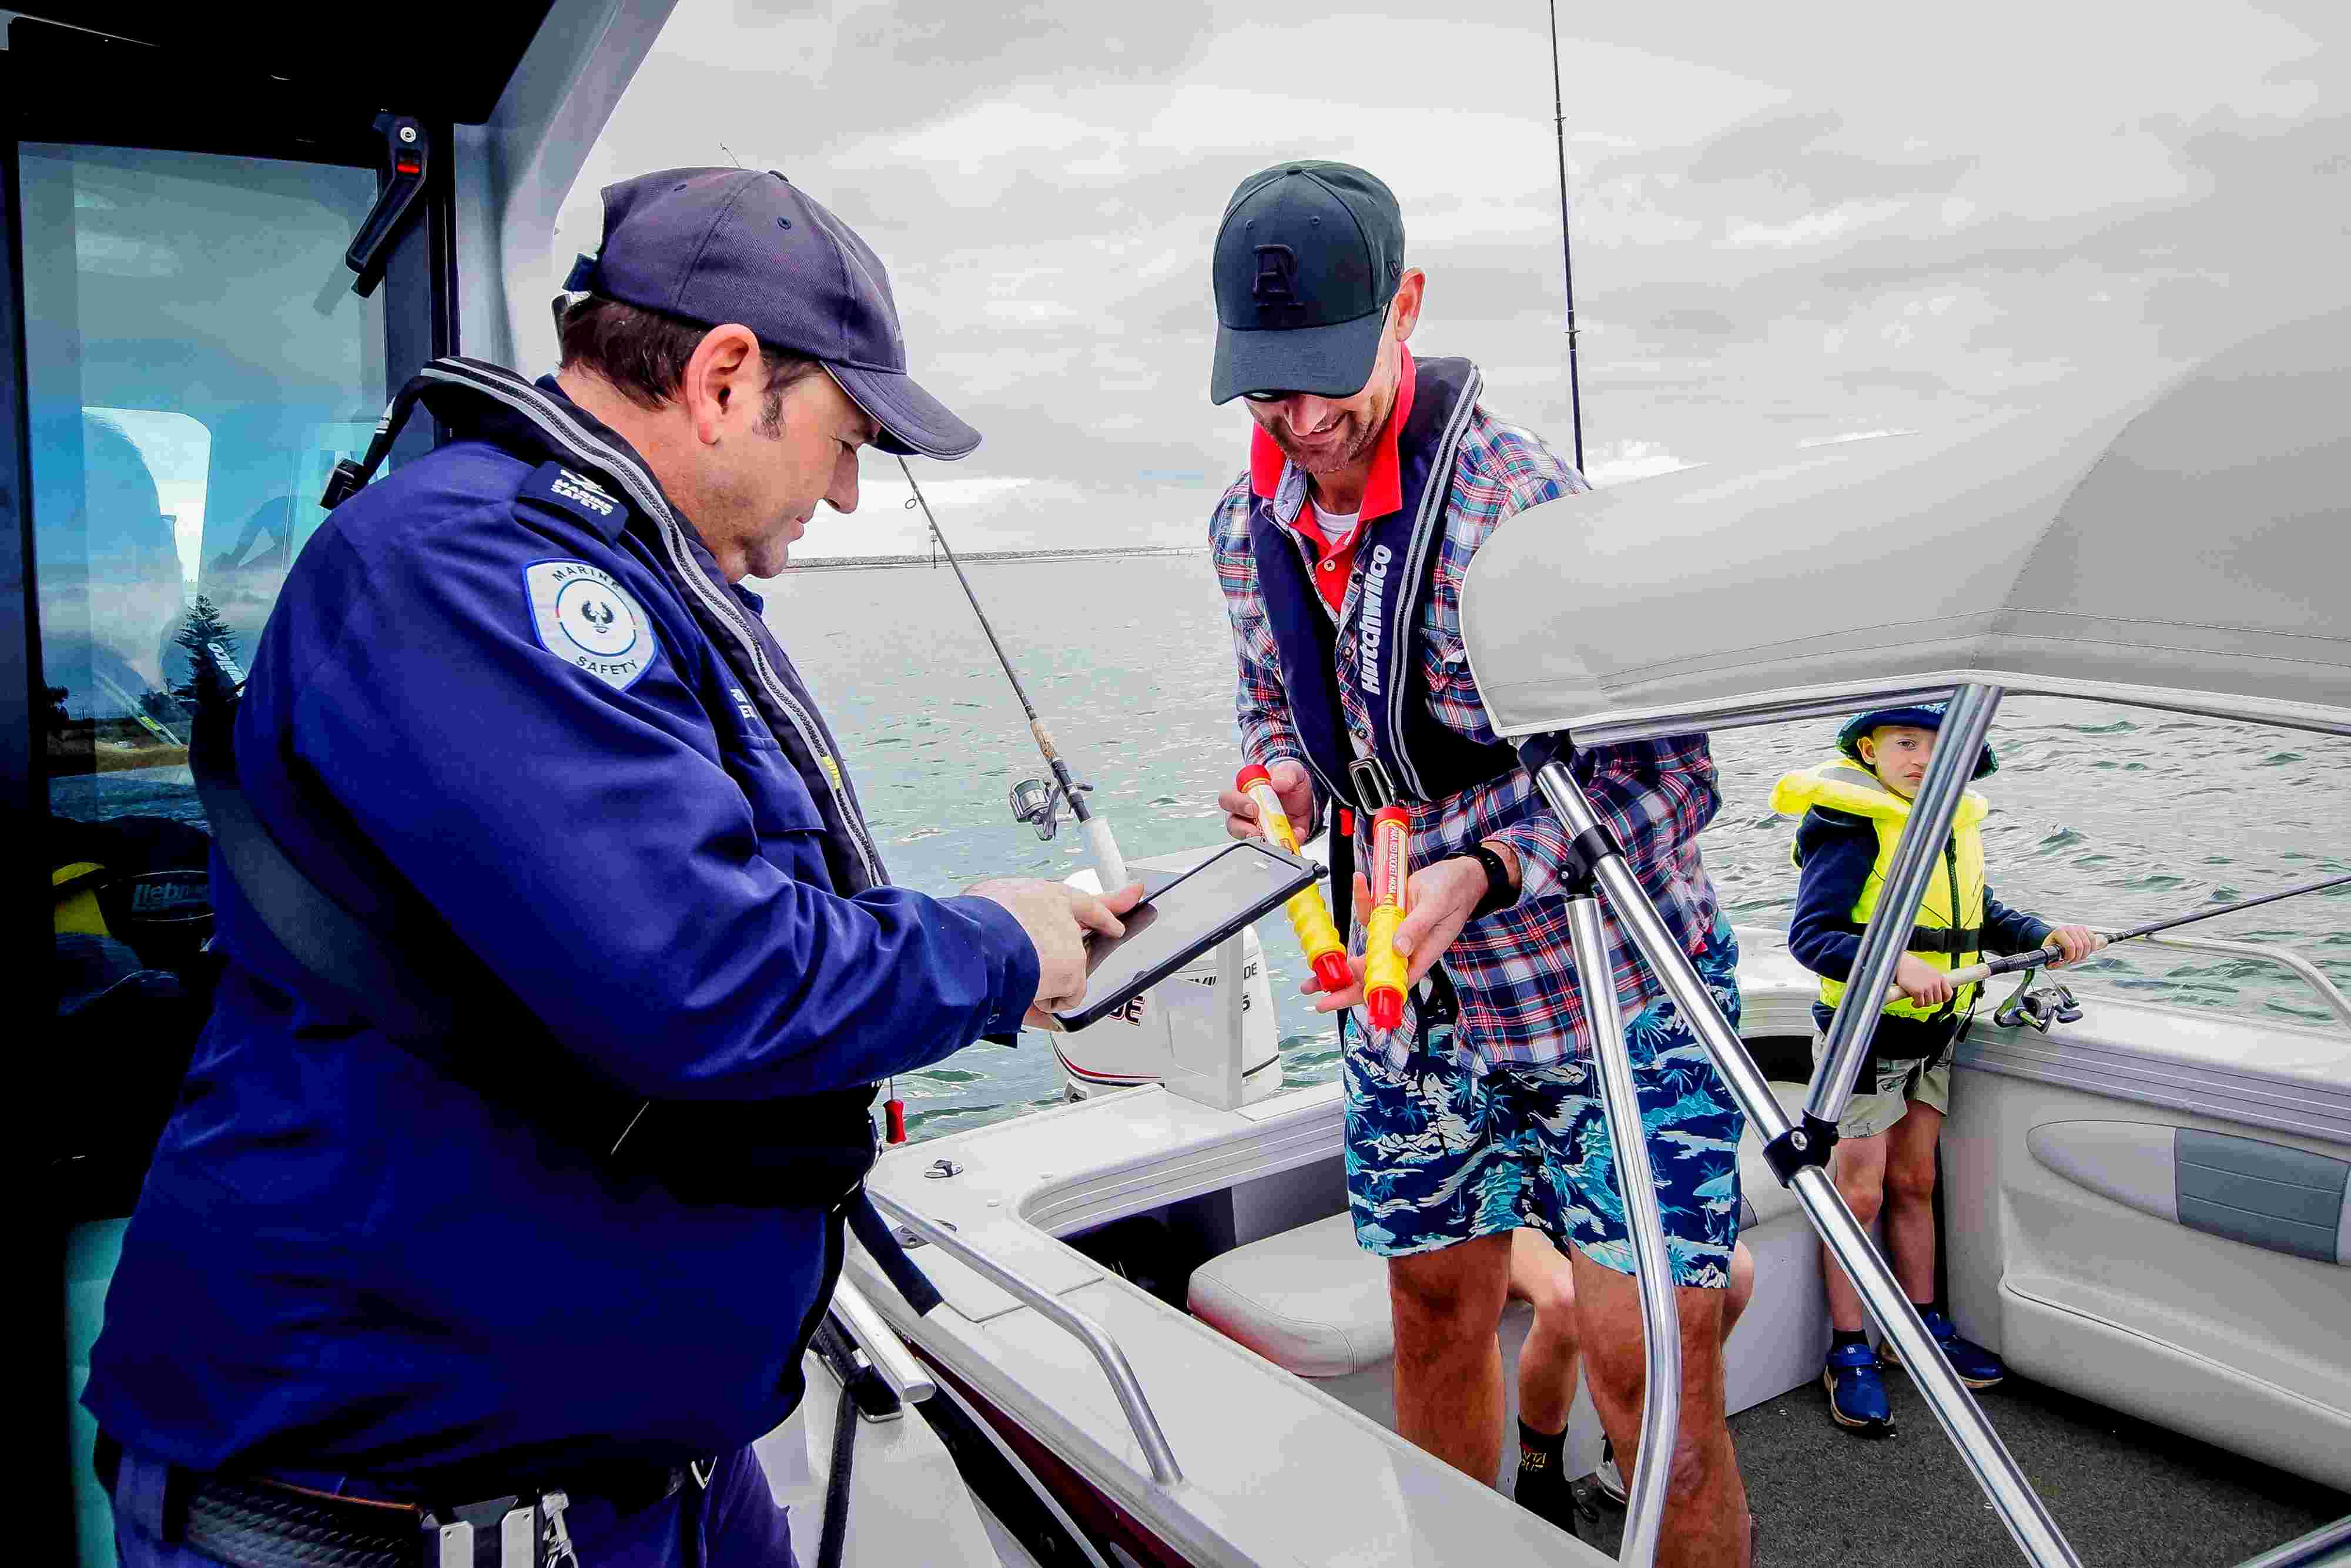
[1235,763,1271,790]
[1368,987,1404,1031]
[1372,805,1410,831]
[1311,951,1354,993]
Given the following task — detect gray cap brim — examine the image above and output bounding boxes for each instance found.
[829,362,982,460]
[1210,307,1388,406]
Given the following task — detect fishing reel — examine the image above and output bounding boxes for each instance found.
[1009,778,1092,842]
[1994,970,2082,1033]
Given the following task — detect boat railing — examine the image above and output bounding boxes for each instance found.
[2232,1512,2351,1568]
[2136,933,2351,1033]
[866,1188,1184,1487]
[1529,682,2086,1568]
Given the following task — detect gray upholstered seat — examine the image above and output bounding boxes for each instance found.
[1187,1212,1389,1379]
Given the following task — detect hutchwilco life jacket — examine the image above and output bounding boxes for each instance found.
[1770,756,1988,1023]
[1245,354,1518,815]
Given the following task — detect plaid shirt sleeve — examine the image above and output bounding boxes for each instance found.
[1498,734,1722,905]
[1209,475,1311,783]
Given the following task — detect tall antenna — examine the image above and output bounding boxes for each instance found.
[1547,0,1587,473]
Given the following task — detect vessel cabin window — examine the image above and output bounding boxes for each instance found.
[22,143,383,818]
[6,22,460,1559]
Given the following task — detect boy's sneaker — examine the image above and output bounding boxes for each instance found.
[1886,1309,2007,1389]
[1512,1458,1598,1540]
[1823,1341,1895,1436]
[1590,1437,1628,1506]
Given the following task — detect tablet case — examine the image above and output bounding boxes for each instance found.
[1053,840,1320,1031]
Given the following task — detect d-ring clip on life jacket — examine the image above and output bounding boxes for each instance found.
[320,374,437,511]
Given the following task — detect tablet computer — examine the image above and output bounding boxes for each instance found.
[1053,839,1320,1031]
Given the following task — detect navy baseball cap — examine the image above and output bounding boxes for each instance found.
[565,167,979,460]
[1837,703,1998,779]
[1210,162,1405,406]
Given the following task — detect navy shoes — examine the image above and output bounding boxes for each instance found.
[1823,1340,1894,1436]
[1893,1309,2008,1389]
[1831,1312,2008,1435]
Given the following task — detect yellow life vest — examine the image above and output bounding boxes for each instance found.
[1769,757,1988,1020]
[55,861,112,937]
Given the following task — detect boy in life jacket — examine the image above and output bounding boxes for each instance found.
[1772,704,2096,1435]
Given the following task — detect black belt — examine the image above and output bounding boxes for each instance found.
[99,1435,694,1567]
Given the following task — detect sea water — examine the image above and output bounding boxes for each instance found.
[762,553,2351,1141]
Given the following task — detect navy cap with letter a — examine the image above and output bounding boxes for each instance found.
[567,167,980,460]
[1210,161,1405,406]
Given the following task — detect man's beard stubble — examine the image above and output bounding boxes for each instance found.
[1274,413,1384,478]
[1267,378,1394,478]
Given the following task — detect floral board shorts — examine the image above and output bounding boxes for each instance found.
[1338,919,1747,1289]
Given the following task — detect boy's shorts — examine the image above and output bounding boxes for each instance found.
[1339,920,1746,1289]
[1811,1034,1951,1138]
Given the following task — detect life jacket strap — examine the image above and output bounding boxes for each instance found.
[1833,920,1983,956]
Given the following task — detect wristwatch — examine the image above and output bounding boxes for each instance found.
[1467,842,1517,920]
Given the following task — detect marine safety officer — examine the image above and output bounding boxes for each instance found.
[83,167,1138,1567]
[1206,162,1756,1563]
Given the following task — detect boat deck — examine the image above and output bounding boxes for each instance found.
[1579,1366,2349,1564]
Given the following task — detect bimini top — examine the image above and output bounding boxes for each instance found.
[1459,310,2351,743]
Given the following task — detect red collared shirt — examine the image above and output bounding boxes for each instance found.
[1249,346,1419,617]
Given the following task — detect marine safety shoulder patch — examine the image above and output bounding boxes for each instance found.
[524,559,658,691]
[518,461,628,533]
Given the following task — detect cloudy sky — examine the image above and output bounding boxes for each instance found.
[554,0,2349,561]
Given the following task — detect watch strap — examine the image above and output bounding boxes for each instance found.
[1468,842,1516,920]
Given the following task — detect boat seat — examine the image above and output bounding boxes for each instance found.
[1188,1081,1814,1382]
[1186,1080,1829,1487]
[1187,1211,1391,1378]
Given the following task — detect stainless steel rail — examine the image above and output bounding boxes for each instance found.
[2139,933,2351,1032]
[1805,682,2002,1127]
[1531,692,2087,1568]
[2234,1513,2351,1568]
[830,1274,936,1405]
[865,1189,1183,1486]
[1563,892,1679,1568]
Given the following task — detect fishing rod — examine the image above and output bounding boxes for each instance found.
[1891,869,2351,996]
[1546,0,1586,473]
[895,457,1130,889]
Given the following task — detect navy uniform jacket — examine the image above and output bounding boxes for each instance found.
[83,372,1039,1481]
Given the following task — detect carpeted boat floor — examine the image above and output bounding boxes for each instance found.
[1575,1367,2347,1565]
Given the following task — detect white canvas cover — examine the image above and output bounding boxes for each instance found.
[1460,311,2351,742]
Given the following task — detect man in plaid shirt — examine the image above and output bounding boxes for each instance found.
[1205,162,1754,1565]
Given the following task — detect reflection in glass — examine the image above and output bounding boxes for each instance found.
[40,414,189,773]
[18,141,380,822]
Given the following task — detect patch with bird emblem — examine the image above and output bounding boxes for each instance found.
[524,559,657,691]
